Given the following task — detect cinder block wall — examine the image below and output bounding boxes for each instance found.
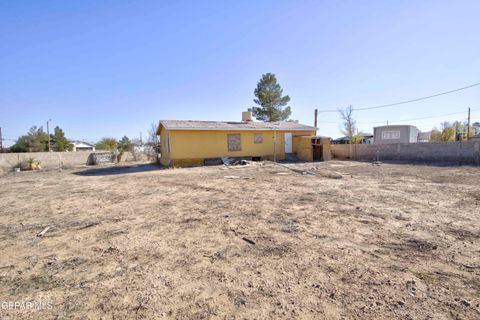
[0,151,155,172]
[330,141,480,165]
[0,152,93,172]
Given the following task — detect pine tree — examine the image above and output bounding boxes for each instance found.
[248,73,292,122]
[51,126,71,151]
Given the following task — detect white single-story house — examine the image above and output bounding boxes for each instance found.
[71,141,95,152]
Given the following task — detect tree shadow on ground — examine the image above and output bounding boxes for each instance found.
[74,163,164,176]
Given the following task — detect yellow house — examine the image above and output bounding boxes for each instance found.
[157,112,317,166]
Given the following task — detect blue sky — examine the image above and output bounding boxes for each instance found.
[1,0,480,145]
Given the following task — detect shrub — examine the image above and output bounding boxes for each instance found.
[25,158,41,170]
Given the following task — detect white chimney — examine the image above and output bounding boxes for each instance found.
[242,111,253,122]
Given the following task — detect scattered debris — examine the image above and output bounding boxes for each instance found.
[222,157,251,166]
[37,226,51,237]
[78,221,101,229]
[234,160,249,166]
[274,162,315,175]
[461,299,471,307]
[242,237,256,245]
[222,157,234,165]
[224,176,254,179]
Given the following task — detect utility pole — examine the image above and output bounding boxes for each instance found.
[0,127,3,152]
[467,107,471,140]
[273,129,277,163]
[140,132,143,145]
[47,119,52,152]
[314,109,318,136]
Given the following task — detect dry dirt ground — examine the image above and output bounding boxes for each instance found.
[0,161,479,319]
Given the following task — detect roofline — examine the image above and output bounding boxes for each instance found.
[69,141,94,146]
[158,120,317,132]
[373,125,418,128]
[157,121,163,135]
[162,127,316,131]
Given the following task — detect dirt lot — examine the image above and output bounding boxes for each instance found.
[0,161,479,319]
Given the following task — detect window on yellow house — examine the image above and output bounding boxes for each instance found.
[254,133,263,144]
[227,134,241,151]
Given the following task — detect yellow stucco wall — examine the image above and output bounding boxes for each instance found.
[159,126,314,166]
[296,136,314,161]
[322,143,332,161]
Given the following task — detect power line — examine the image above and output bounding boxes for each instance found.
[358,108,479,125]
[318,107,478,126]
[317,82,480,113]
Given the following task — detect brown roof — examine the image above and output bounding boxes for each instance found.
[159,120,316,131]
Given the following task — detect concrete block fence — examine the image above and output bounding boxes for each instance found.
[330,141,480,165]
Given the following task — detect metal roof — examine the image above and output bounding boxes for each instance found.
[159,120,316,131]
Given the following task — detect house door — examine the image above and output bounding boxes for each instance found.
[312,138,321,160]
[284,132,292,153]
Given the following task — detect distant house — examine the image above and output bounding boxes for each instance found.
[331,133,373,145]
[374,125,420,144]
[331,137,348,144]
[71,141,95,152]
[156,111,317,166]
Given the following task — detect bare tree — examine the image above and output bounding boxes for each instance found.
[148,122,159,145]
[339,105,357,143]
[146,122,160,161]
